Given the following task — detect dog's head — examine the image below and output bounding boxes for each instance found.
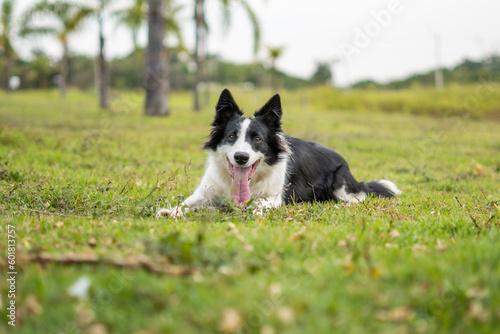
[203,89,289,205]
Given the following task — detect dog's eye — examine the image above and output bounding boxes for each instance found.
[228,134,236,141]
[254,136,262,143]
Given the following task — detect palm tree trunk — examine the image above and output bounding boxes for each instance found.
[60,42,68,98]
[5,56,12,90]
[98,2,110,109]
[193,0,205,112]
[144,0,169,116]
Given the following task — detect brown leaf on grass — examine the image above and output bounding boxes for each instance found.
[219,308,242,332]
[25,295,43,315]
[53,221,64,228]
[338,240,348,247]
[86,323,108,334]
[76,303,95,325]
[289,226,307,241]
[436,239,447,252]
[412,244,428,252]
[276,306,294,324]
[376,306,413,322]
[346,234,357,242]
[218,265,234,276]
[88,237,97,248]
[343,255,353,273]
[389,230,400,239]
[268,283,282,299]
[260,324,275,334]
[466,287,489,300]
[467,301,490,322]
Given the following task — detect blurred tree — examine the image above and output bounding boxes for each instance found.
[268,46,284,92]
[113,0,183,53]
[97,0,114,109]
[310,62,332,85]
[20,0,93,98]
[192,0,262,111]
[27,49,54,88]
[1,0,16,90]
[144,0,169,116]
[113,0,145,53]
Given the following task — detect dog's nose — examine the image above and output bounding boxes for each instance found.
[234,152,250,165]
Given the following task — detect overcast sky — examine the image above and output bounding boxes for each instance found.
[12,0,500,87]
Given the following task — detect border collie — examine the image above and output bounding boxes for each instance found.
[156,89,400,217]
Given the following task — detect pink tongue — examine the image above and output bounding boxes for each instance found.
[231,166,251,206]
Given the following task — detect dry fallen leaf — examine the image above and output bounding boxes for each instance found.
[260,324,275,334]
[412,244,428,252]
[277,306,294,324]
[86,323,108,334]
[376,306,413,321]
[75,303,95,325]
[346,234,357,242]
[88,237,97,248]
[466,287,489,300]
[219,308,242,333]
[218,266,234,276]
[436,239,447,252]
[468,301,490,322]
[53,221,64,228]
[289,226,307,241]
[25,295,43,315]
[343,255,353,273]
[389,230,400,239]
[268,283,282,299]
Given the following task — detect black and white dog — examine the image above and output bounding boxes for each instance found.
[156,89,400,217]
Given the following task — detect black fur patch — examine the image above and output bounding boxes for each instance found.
[203,89,243,150]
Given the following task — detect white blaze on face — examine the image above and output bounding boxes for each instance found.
[228,118,263,167]
[224,118,265,206]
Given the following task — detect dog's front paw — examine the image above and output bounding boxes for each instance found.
[155,206,184,218]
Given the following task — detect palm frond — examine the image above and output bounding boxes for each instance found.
[19,25,58,38]
[65,6,94,34]
[165,0,185,46]
[237,0,261,54]
[220,0,232,33]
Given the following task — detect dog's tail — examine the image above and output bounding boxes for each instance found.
[364,179,401,198]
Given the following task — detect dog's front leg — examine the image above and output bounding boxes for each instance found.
[156,174,223,218]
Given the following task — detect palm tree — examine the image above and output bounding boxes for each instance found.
[97,0,114,109]
[113,0,145,53]
[144,0,169,116]
[113,0,184,53]
[1,0,16,90]
[20,0,93,98]
[29,49,54,88]
[192,0,262,111]
[268,46,284,91]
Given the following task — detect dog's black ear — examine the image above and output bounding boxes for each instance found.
[202,89,242,151]
[254,94,283,132]
[213,89,243,125]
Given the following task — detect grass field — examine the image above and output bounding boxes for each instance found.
[1,88,499,334]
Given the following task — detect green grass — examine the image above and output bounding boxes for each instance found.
[1,88,499,334]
